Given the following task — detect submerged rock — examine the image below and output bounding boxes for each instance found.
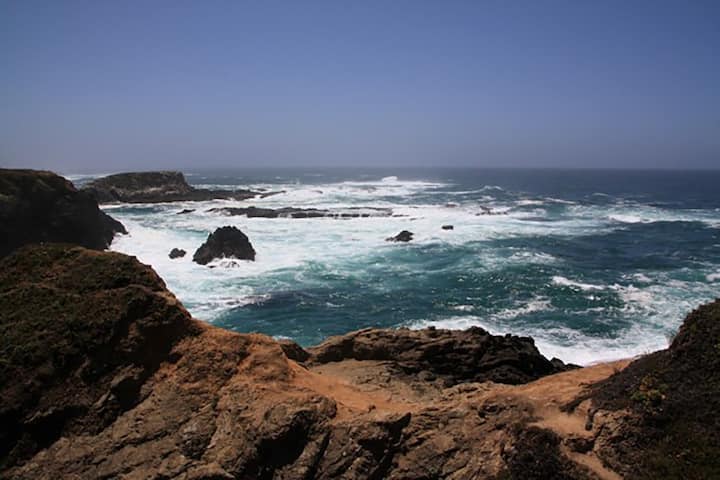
[386,230,414,242]
[193,226,256,265]
[82,171,260,203]
[168,248,186,259]
[176,208,195,215]
[0,169,126,257]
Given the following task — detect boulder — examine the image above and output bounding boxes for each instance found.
[82,171,260,203]
[386,230,414,242]
[442,225,454,230]
[193,226,256,265]
[169,248,186,259]
[0,169,126,257]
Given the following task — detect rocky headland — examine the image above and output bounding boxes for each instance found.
[82,171,261,204]
[1,169,718,479]
[1,242,717,479]
[0,169,126,258]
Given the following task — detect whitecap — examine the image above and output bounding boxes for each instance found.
[552,276,605,291]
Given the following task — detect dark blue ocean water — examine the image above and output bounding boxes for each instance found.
[88,168,720,364]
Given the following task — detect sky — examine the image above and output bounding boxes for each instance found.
[1,0,719,172]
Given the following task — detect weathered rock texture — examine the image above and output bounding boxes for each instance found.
[307,326,570,385]
[1,244,715,479]
[0,244,615,480]
[193,226,256,265]
[0,169,126,257]
[82,171,259,203]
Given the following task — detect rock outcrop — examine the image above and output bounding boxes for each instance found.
[568,299,720,479]
[0,169,126,257]
[386,230,414,242]
[169,248,186,259]
[1,244,716,479]
[208,206,393,219]
[307,326,571,385]
[0,244,611,479]
[82,171,260,203]
[193,226,256,265]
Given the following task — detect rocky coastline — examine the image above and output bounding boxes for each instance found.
[82,171,261,204]
[1,169,718,478]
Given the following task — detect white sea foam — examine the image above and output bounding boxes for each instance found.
[552,276,605,291]
[104,174,720,364]
[707,272,720,282]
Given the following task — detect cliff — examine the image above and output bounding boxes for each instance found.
[1,244,717,479]
[82,171,259,203]
[0,169,126,258]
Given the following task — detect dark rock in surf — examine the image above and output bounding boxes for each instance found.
[208,206,392,219]
[82,171,260,204]
[193,226,256,265]
[176,208,195,215]
[386,230,414,242]
[168,248,186,259]
[441,225,454,230]
[0,169,126,258]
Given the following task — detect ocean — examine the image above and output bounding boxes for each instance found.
[69,168,720,365]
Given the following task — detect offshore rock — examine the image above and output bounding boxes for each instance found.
[82,171,259,203]
[192,226,256,265]
[169,248,186,259]
[208,206,393,219]
[0,169,126,257]
[386,230,414,242]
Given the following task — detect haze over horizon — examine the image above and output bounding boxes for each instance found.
[2,1,719,172]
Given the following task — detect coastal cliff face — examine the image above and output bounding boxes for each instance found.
[0,245,599,479]
[82,171,259,203]
[0,169,126,258]
[1,244,717,479]
[0,245,720,480]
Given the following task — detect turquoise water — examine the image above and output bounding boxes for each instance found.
[71,168,720,364]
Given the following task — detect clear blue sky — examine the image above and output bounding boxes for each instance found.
[1,0,718,171]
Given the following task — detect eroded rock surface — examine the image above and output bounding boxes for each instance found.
[0,244,610,480]
[0,169,126,257]
[2,244,714,479]
[82,171,260,203]
[307,326,571,386]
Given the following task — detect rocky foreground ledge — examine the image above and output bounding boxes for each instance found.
[1,245,718,479]
[82,171,260,203]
